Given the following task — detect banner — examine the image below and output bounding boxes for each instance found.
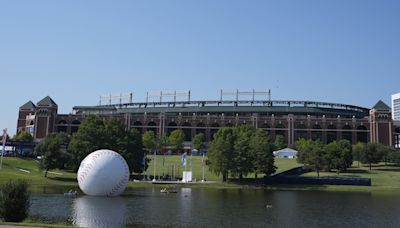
[181,152,187,167]
[1,128,7,169]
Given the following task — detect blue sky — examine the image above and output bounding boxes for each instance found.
[1,0,399,136]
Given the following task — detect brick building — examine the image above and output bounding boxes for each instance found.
[17,96,400,148]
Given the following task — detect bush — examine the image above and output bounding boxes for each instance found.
[0,180,30,222]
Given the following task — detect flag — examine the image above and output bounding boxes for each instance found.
[1,128,7,169]
[181,152,187,167]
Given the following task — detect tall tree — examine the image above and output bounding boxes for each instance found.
[207,127,235,182]
[35,133,70,177]
[192,133,205,151]
[352,142,366,167]
[68,116,106,171]
[274,135,287,151]
[360,143,385,170]
[143,131,157,153]
[250,129,276,178]
[296,139,324,176]
[232,125,255,180]
[337,140,353,171]
[324,140,353,174]
[169,129,185,152]
[122,128,144,173]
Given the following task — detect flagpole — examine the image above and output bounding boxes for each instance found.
[202,151,205,182]
[152,149,157,182]
[1,128,7,170]
[142,152,146,180]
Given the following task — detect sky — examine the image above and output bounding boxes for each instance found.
[1,0,400,136]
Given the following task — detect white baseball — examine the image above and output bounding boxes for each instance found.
[77,149,130,197]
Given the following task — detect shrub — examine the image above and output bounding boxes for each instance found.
[0,180,30,222]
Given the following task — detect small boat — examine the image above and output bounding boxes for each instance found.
[160,188,178,194]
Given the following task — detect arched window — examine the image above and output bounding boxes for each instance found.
[147,121,158,135]
[342,125,353,143]
[261,123,271,136]
[210,123,220,140]
[356,125,368,143]
[295,124,308,141]
[57,120,68,133]
[71,120,81,134]
[167,122,177,135]
[196,122,206,136]
[327,124,337,143]
[182,122,192,141]
[132,121,143,134]
[311,124,322,141]
[275,123,287,143]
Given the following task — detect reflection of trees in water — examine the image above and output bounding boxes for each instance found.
[72,196,127,228]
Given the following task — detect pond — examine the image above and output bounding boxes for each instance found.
[30,188,400,227]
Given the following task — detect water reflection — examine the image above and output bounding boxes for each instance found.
[72,196,127,228]
[29,189,400,228]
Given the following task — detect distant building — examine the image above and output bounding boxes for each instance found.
[392,92,400,121]
[17,94,400,147]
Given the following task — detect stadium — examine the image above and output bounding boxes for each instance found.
[17,90,400,148]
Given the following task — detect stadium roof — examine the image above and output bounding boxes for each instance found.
[73,100,370,118]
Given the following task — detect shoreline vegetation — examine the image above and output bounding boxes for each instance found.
[1,156,400,194]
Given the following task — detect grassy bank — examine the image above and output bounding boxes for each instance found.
[298,163,400,193]
[0,156,299,192]
[3,156,400,193]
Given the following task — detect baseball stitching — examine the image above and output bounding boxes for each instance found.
[106,154,129,196]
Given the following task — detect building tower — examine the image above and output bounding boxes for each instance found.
[370,100,393,146]
[34,96,58,140]
[17,101,36,134]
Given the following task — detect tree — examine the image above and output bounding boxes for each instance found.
[232,125,255,180]
[68,116,107,171]
[324,140,353,174]
[274,135,287,151]
[35,133,70,177]
[337,140,353,171]
[103,118,127,152]
[122,128,144,173]
[14,131,33,142]
[296,139,324,176]
[360,143,385,170]
[207,127,235,181]
[387,149,400,166]
[250,129,276,178]
[0,180,30,222]
[169,129,185,152]
[352,142,366,167]
[157,135,169,152]
[143,131,157,153]
[192,133,205,151]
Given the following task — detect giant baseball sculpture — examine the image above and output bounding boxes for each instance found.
[77,149,130,196]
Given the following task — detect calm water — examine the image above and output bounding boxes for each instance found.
[30,188,400,228]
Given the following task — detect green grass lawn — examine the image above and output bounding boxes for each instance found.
[0,156,300,192]
[7,156,400,193]
[300,162,400,192]
[144,155,301,181]
[0,157,77,193]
